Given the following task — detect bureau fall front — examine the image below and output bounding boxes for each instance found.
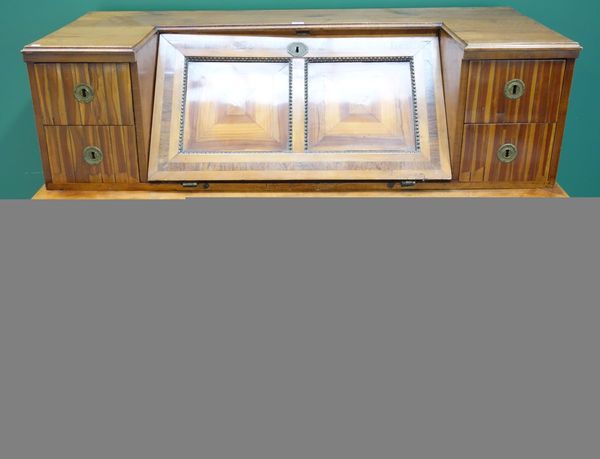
[22,8,581,193]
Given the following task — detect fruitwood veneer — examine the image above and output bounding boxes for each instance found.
[22,8,580,195]
[44,126,139,184]
[465,60,565,124]
[460,124,556,183]
[32,63,134,125]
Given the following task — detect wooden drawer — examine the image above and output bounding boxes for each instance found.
[465,60,565,124]
[44,126,139,184]
[459,124,556,183]
[33,63,134,125]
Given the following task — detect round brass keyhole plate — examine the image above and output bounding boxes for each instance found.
[74,83,94,104]
[83,146,103,165]
[287,42,308,57]
[497,143,518,163]
[504,79,525,100]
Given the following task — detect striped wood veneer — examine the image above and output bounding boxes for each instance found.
[45,126,139,183]
[33,63,134,126]
[21,9,580,192]
[460,123,556,183]
[465,60,565,124]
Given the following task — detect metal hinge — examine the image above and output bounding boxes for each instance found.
[182,182,198,188]
[400,180,417,188]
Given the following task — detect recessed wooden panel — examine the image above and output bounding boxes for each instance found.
[148,34,451,181]
[459,123,556,183]
[33,63,134,125]
[465,60,565,124]
[306,60,416,152]
[45,126,139,184]
[182,60,290,152]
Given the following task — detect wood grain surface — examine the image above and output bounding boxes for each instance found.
[306,61,416,152]
[32,63,134,125]
[44,126,139,183]
[460,123,556,183]
[182,60,290,152]
[548,59,576,184]
[465,60,565,124]
[148,34,451,182]
[22,8,581,61]
[32,183,569,199]
[130,34,159,181]
[439,30,468,181]
[21,8,580,194]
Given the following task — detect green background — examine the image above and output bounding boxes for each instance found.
[0,1,596,198]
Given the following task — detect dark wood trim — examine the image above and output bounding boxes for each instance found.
[44,180,559,192]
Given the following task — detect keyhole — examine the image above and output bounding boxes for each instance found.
[497,144,517,163]
[75,84,93,103]
[83,146,102,165]
[505,79,524,100]
[287,42,307,57]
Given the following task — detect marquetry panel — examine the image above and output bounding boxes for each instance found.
[45,126,139,183]
[465,60,565,124]
[306,60,417,152]
[148,34,451,181]
[182,60,290,152]
[459,123,556,183]
[33,63,134,125]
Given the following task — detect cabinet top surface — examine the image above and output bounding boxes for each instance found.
[23,7,581,57]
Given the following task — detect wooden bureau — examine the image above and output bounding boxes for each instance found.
[22,8,581,194]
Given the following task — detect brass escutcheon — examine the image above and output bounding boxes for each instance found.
[83,146,103,165]
[504,79,525,100]
[497,143,518,163]
[74,83,94,103]
[287,42,308,57]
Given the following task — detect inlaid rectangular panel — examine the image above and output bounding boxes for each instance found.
[306,59,417,152]
[32,63,134,125]
[181,60,290,152]
[459,123,556,183]
[45,126,139,184]
[465,60,565,124]
[148,34,451,181]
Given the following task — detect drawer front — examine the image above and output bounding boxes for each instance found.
[459,124,556,183]
[465,60,565,124]
[33,63,134,125]
[45,126,139,183]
